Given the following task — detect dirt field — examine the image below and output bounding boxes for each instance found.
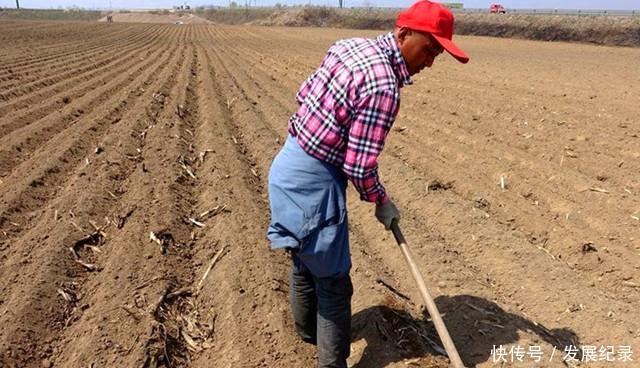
[0,21,639,368]
[98,12,211,24]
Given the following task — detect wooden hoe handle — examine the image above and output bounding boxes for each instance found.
[390,220,466,368]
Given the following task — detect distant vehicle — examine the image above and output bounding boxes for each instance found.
[490,3,506,13]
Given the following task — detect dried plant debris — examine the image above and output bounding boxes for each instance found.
[141,323,176,368]
[150,231,175,254]
[196,244,228,293]
[142,288,216,368]
[69,247,81,261]
[186,217,205,228]
[75,260,102,272]
[473,197,490,209]
[177,155,197,179]
[73,230,105,249]
[197,149,214,165]
[165,288,193,301]
[152,92,167,104]
[176,104,187,119]
[198,204,230,220]
[226,97,237,110]
[70,226,107,271]
[114,207,136,229]
[427,179,454,192]
[589,187,609,194]
[57,288,76,303]
[582,242,598,253]
[121,305,144,322]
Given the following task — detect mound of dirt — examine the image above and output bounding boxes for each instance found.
[252,7,337,27]
[455,13,640,47]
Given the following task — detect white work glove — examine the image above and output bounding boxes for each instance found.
[375,200,400,230]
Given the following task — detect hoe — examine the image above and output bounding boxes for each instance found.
[391,220,465,368]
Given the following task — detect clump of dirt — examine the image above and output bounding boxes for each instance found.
[428,179,454,192]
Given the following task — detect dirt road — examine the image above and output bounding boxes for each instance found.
[0,22,638,367]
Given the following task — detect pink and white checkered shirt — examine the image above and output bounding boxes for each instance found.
[288,32,412,204]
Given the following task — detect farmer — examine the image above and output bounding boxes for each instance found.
[267,1,468,366]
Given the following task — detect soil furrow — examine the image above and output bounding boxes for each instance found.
[0,28,175,179]
[182,28,314,368]
[0,25,162,104]
[0,23,141,74]
[211,26,640,310]
[190,26,640,367]
[0,25,169,137]
[0,32,180,262]
[0,24,158,96]
[0,26,187,368]
[202,25,463,368]
[41,29,196,368]
[0,24,148,83]
[385,121,640,300]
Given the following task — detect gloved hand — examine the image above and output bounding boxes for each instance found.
[375,199,400,230]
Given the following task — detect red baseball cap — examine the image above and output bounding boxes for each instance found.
[397,0,469,63]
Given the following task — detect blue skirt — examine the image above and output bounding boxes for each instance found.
[267,135,350,278]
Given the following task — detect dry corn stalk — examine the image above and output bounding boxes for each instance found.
[178,155,197,179]
[76,259,101,272]
[197,244,228,293]
[226,97,236,110]
[150,231,174,253]
[589,187,609,193]
[177,104,187,119]
[57,288,75,303]
[198,205,229,220]
[187,217,205,228]
[181,330,202,352]
[198,149,214,165]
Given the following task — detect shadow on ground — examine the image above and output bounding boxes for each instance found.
[351,294,581,367]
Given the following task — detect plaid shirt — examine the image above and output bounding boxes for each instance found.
[289,32,412,203]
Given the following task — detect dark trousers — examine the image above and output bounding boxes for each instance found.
[290,252,353,368]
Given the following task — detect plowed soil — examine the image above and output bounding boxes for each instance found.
[0,22,639,368]
[98,12,211,24]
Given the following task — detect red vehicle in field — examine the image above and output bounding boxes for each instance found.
[490,3,507,13]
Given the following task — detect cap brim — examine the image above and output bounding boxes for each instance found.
[433,34,469,64]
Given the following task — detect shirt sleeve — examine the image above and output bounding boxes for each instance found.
[343,88,400,203]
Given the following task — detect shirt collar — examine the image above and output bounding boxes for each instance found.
[376,32,413,87]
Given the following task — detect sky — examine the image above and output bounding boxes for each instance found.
[1,0,638,11]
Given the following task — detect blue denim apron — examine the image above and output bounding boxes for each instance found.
[267,135,350,278]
